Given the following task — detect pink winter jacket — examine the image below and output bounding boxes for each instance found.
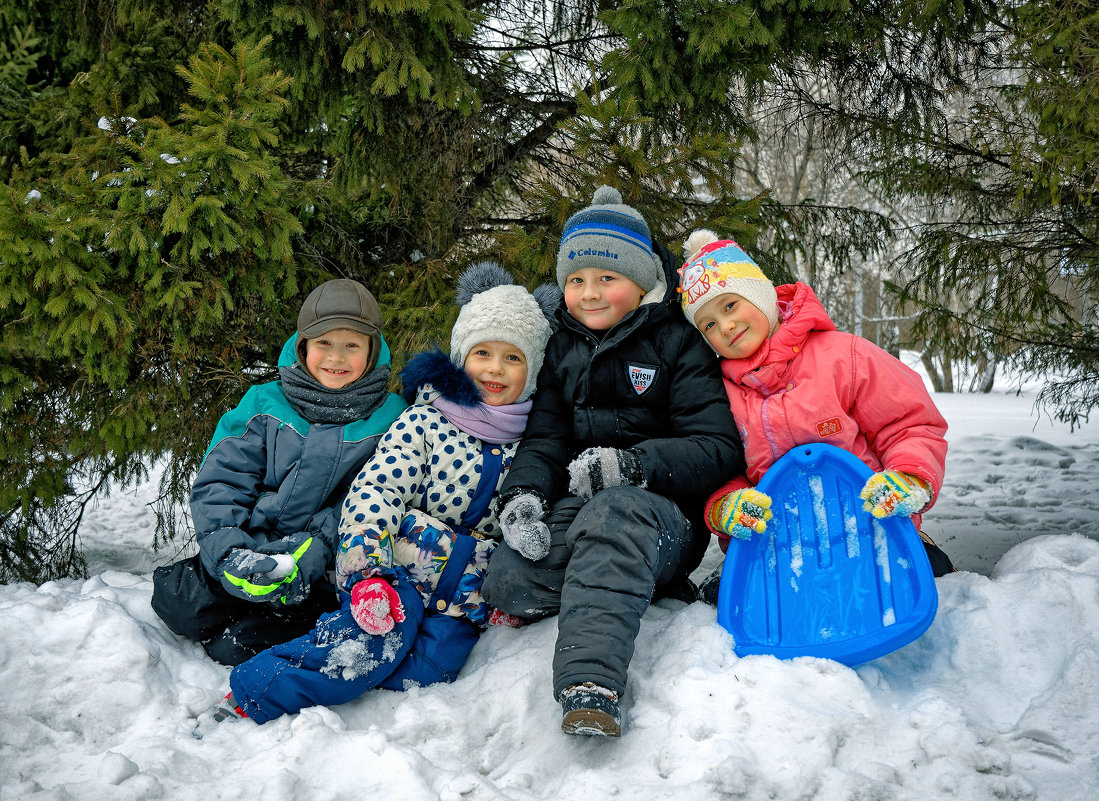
[704,282,948,550]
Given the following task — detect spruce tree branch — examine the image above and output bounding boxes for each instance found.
[916,303,1099,355]
[467,29,617,53]
[467,99,578,197]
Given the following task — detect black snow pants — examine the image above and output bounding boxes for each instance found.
[482,485,695,699]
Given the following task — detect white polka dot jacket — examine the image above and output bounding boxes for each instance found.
[336,350,523,627]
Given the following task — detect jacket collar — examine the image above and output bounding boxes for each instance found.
[721,282,836,385]
[399,348,482,406]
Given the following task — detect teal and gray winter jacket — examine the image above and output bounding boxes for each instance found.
[190,334,407,587]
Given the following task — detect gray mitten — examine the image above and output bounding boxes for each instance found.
[567,447,645,500]
[498,493,551,561]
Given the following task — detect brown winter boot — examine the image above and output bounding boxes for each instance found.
[560,682,622,737]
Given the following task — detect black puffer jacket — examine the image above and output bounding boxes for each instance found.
[499,242,746,565]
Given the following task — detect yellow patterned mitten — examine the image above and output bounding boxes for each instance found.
[710,488,774,540]
[859,471,931,519]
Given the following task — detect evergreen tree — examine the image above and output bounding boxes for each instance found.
[6,0,1063,581]
[862,2,1099,425]
[0,37,307,581]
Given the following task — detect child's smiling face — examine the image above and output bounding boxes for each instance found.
[563,267,645,331]
[303,328,372,388]
[693,292,772,360]
[464,341,528,406]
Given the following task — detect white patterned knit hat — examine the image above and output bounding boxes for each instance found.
[449,261,558,402]
[677,229,779,334]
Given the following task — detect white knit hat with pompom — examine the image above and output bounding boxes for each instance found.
[449,261,559,402]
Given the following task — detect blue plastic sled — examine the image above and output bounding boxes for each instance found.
[715,443,938,666]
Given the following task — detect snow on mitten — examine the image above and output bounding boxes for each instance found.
[498,492,551,561]
[350,578,406,635]
[217,548,283,602]
[254,531,328,606]
[710,488,773,540]
[567,447,645,500]
[859,471,931,519]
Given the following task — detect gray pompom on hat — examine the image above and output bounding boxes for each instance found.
[296,278,383,372]
[450,261,558,403]
[555,186,663,295]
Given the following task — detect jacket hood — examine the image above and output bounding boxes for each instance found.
[721,281,836,383]
[400,348,482,406]
[653,240,680,305]
[636,239,679,307]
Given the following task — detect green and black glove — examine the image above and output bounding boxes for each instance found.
[218,533,326,605]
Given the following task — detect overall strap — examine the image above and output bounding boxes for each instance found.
[457,443,505,534]
[427,533,479,611]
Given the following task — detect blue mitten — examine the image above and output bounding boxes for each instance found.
[567,448,645,500]
[498,493,550,561]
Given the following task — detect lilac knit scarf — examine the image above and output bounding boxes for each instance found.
[430,396,531,444]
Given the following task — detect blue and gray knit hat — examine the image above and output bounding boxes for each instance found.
[555,186,663,294]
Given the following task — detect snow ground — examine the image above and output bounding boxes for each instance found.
[2,375,1097,801]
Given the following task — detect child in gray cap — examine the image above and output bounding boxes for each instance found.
[151,279,405,666]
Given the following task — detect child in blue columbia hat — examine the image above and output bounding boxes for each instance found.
[481,186,745,737]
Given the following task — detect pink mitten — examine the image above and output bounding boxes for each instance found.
[350,579,406,635]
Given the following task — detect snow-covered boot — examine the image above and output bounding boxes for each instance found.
[560,682,621,737]
[192,692,248,739]
[698,566,722,606]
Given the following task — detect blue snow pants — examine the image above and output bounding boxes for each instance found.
[230,539,481,724]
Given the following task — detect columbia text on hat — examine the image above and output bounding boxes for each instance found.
[555,185,662,294]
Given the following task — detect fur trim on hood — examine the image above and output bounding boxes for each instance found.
[400,348,482,407]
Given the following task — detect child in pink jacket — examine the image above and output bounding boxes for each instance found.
[677,230,954,599]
